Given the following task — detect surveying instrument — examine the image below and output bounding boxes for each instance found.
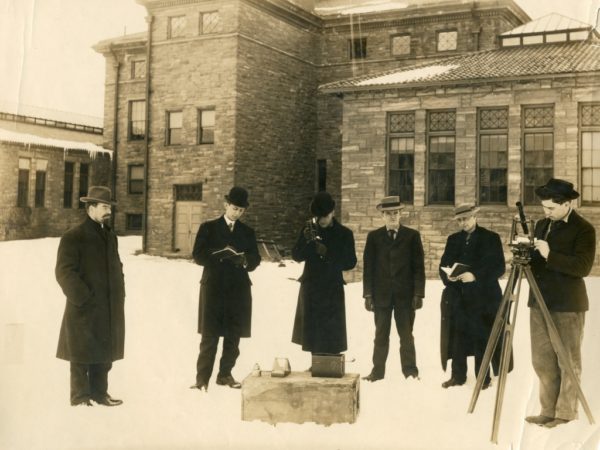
[467,202,595,443]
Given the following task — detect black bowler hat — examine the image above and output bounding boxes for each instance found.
[310,191,335,217]
[225,186,249,208]
[80,186,117,205]
[534,178,579,200]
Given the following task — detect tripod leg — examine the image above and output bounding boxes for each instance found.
[524,266,595,425]
[490,265,524,443]
[468,264,518,414]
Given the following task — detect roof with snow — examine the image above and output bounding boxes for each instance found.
[320,40,600,92]
[501,13,592,35]
[0,128,112,157]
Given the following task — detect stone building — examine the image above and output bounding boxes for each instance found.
[94,0,528,256]
[0,107,112,240]
[322,13,600,276]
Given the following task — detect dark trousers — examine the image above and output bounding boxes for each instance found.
[196,334,240,384]
[450,307,491,383]
[70,362,112,404]
[371,304,417,378]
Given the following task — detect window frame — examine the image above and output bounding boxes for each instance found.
[348,37,367,60]
[390,34,411,57]
[128,164,145,195]
[128,100,146,141]
[579,102,600,205]
[199,11,220,35]
[64,161,74,208]
[197,108,215,145]
[426,109,456,205]
[34,160,48,208]
[168,15,186,39]
[477,107,509,205]
[78,163,89,209]
[131,59,146,80]
[166,110,183,146]
[126,213,143,231]
[17,158,30,208]
[387,111,416,204]
[436,30,458,52]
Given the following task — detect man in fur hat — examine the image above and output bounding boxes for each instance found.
[55,186,125,407]
[525,178,596,428]
[362,196,425,381]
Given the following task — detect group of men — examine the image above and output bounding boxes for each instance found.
[54,178,595,430]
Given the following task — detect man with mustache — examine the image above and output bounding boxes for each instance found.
[55,186,126,407]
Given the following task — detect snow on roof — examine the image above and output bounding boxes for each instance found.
[501,13,592,36]
[314,0,409,15]
[356,64,458,86]
[0,128,112,157]
[0,101,103,128]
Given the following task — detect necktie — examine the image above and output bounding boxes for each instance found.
[389,229,396,240]
[229,222,234,232]
[544,220,554,239]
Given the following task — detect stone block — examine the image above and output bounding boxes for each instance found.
[241,371,360,425]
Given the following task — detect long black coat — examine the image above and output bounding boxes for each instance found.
[363,225,425,306]
[193,216,260,338]
[55,217,126,364]
[291,218,357,354]
[439,225,505,372]
[529,210,596,312]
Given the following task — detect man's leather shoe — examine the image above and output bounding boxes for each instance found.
[362,373,383,382]
[72,399,93,406]
[216,375,241,389]
[543,418,570,428]
[189,382,208,391]
[482,379,492,390]
[92,395,123,406]
[525,415,553,425]
[442,377,465,388]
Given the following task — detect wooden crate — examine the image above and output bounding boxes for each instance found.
[241,371,360,425]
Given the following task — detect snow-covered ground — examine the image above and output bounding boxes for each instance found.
[1,236,599,450]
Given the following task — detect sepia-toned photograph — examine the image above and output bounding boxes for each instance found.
[1,0,599,449]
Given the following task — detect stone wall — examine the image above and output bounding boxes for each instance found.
[339,79,600,280]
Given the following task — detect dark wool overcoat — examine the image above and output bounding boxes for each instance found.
[292,218,357,354]
[439,225,506,373]
[363,225,425,306]
[55,217,125,363]
[529,210,596,312]
[193,216,260,338]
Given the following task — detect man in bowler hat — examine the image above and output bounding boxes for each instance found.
[525,178,596,428]
[362,196,425,381]
[55,186,125,406]
[190,187,261,391]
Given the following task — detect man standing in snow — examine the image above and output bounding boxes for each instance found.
[55,186,125,407]
[525,178,596,428]
[439,204,505,390]
[190,187,261,391]
[362,196,425,381]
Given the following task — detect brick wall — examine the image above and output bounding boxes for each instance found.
[339,80,600,280]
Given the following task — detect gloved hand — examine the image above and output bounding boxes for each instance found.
[303,226,314,242]
[364,295,374,312]
[230,253,247,268]
[315,241,327,257]
[412,295,423,310]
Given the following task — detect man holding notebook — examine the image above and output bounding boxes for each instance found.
[439,204,505,389]
[190,187,261,391]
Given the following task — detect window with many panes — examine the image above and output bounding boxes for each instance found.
[437,30,457,52]
[200,11,219,34]
[427,110,456,204]
[478,108,508,204]
[522,105,554,204]
[129,100,146,141]
[388,112,415,203]
[198,109,215,144]
[348,37,367,59]
[131,60,146,79]
[128,165,144,194]
[78,163,89,209]
[17,158,30,207]
[391,35,411,56]
[175,183,203,201]
[126,214,143,231]
[64,162,74,208]
[167,111,183,145]
[580,103,600,204]
[35,160,47,208]
[168,15,186,39]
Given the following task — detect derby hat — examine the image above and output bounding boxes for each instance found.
[225,186,250,208]
[80,186,117,205]
[534,178,579,200]
[453,203,480,220]
[376,196,404,211]
[310,191,335,217]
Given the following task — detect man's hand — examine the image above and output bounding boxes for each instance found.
[534,239,550,259]
[364,296,374,312]
[303,226,313,242]
[315,241,327,257]
[457,272,476,283]
[412,296,423,310]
